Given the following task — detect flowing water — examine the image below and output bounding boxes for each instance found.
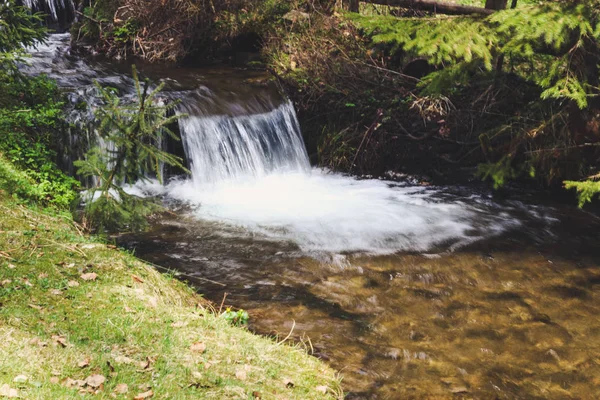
[24,34,600,399]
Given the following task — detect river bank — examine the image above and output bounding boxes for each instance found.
[0,178,341,399]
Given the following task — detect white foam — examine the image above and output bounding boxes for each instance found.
[162,170,517,254]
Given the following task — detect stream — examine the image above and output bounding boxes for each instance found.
[24,34,600,399]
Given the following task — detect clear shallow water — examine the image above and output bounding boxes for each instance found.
[120,200,600,399]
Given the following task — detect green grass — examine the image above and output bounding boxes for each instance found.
[0,192,341,399]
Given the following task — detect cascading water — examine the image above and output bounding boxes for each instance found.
[164,97,519,254]
[20,0,74,24]
[23,34,521,255]
[178,100,310,185]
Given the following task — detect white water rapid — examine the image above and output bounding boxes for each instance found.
[157,100,519,255]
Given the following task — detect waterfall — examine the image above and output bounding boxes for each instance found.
[177,100,311,186]
[20,0,75,25]
[21,34,523,255]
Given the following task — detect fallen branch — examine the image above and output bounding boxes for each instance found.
[360,0,494,15]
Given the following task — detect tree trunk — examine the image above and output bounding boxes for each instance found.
[485,0,508,72]
[485,0,508,10]
[361,0,493,16]
[344,0,360,11]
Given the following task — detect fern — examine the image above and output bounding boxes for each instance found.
[565,179,600,207]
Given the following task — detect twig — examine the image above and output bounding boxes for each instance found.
[218,292,228,314]
[277,320,296,345]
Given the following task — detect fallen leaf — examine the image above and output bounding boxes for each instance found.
[190,342,206,353]
[170,321,186,328]
[147,297,158,308]
[38,273,48,279]
[63,378,86,388]
[191,371,202,380]
[113,355,134,365]
[7,264,15,269]
[0,384,18,398]
[28,304,42,310]
[114,383,128,394]
[133,390,154,399]
[12,375,27,383]
[52,335,68,348]
[235,370,247,381]
[85,374,105,388]
[50,289,63,296]
[283,378,294,388]
[49,377,60,384]
[316,385,328,394]
[78,358,90,368]
[80,273,97,281]
[22,278,32,287]
[252,391,262,399]
[0,280,11,286]
[29,337,47,347]
[132,275,144,284]
[67,280,80,288]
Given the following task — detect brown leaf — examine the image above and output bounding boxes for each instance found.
[0,384,18,398]
[252,391,262,399]
[50,289,63,296]
[190,342,206,354]
[38,273,48,279]
[52,335,68,348]
[28,304,42,310]
[316,385,328,394]
[7,264,15,269]
[80,273,97,281]
[29,338,47,348]
[49,377,60,385]
[63,378,86,388]
[170,321,186,328]
[113,355,134,365]
[133,390,154,399]
[114,383,128,394]
[78,358,90,368]
[0,280,11,286]
[235,370,247,381]
[85,374,106,388]
[67,280,80,288]
[132,275,144,284]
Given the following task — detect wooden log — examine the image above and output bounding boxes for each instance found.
[360,0,494,15]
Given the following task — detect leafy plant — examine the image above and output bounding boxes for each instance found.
[221,308,250,327]
[74,66,186,232]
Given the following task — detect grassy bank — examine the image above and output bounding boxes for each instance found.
[0,176,341,399]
